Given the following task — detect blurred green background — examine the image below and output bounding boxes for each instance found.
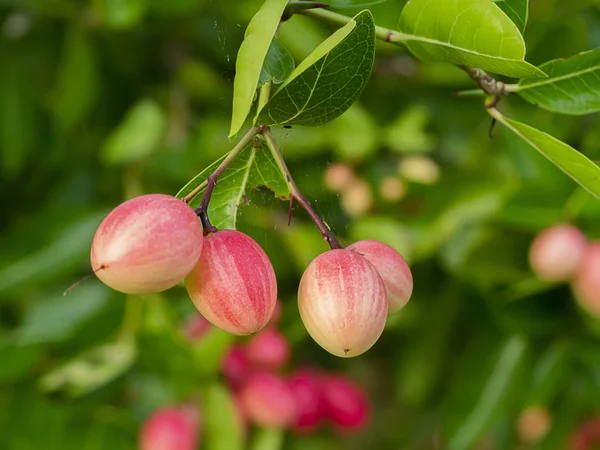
[2,0,600,449]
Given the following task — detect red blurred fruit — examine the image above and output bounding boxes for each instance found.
[529,224,587,282]
[288,369,324,434]
[321,375,370,432]
[347,240,413,314]
[185,229,278,335]
[245,327,290,370]
[221,345,253,390]
[183,313,212,341]
[140,406,199,450]
[239,372,297,429]
[91,194,203,295]
[573,242,600,317]
[298,249,388,357]
[569,416,600,450]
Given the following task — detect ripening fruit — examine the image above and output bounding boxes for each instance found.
[347,240,413,314]
[516,406,551,444]
[324,162,356,192]
[529,224,587,282]
[572,243,600,318]
[239,372,297,429]
[221,345,253,390]
[340,179,373,218]
[321,375,370,432]
[245,327,290,370]
[298,249,387,357]
[91,194,203,295]
[140,406,199,450]
[288,369,324,434]
[185,230,278,335]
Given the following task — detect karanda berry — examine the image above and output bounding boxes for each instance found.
[572,242,600,318]
[90,194,203,295]
[347,240,413,314]
[185,229,278,335]
[321,375,370,432]
[245,327,290,370]
[298,249,388,358]
[140,406,199,450]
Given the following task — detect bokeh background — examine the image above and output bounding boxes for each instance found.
[2,0,600,448]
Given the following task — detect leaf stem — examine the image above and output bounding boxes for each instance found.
[193,126,261,233]
[260,126,343,250]
[299,7,409,44]
[255,81,272,124]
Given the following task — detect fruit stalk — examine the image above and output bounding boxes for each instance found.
[261,126,343,250]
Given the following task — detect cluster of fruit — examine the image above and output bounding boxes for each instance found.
[90,193,413,357]
[140,311,370,449]
[528,224,600,317]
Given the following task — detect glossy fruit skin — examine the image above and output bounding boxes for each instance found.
[239,372,297,428]
[529,224,587,282]
[347,240,413,314]
[91,194,203,295]
[573,243,600,317]
[298,249,387,358]
[321,375,369,432]
[140,406,199,450]
[245,327,290,370]
[288,369,324,434]
[185,230,278,335]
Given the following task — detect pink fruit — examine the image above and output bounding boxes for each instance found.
[221,345,253,390]
[185,230,278,335]
[245,327,290,370]
[140,406,199,450]
[288,369,324,433]
[239,372,297,428]
[91,194,203,295]
[183,313,212,341]
[347,240,413,314]
[529,224,587,282]
[573,243,600,317]
[298,249,387,357]
[321,375,370,432]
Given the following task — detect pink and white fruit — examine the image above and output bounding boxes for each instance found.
[140,405,199,450]
[321,375,370,432]
[221,345,253,390]
[239,372,297,428]
[288,369,324,434]
[185,230,278,335]
[347,240,413,314]
[573,243,600,318]
[298,249,387,358]
[91,194,203,295]
[529,224,587,282]
[245,327,290,370]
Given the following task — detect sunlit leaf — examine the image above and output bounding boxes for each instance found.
[516,48,600,115]
[398,0,543,78]
[229,0,289,138]
[258,9,376,126]
[176,139,290,230]
[493,0,528,33]
[258,38,296,86]
[203,383,244,450]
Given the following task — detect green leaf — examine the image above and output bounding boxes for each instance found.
[94,0,145,29]
[258,38,296,86]
[229,0,289,139]
[398,0,544,78]
[250,428,285,450]
[493,0,528,34]
[100,99,166,165]
[51,25,98,132]
[492,112,600,200]
[176,140,290,230]
[516,48,600,115]
[258,9,376,126]
[203,383,244,450]
[448,335,529,450]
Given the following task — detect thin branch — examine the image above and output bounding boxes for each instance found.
[193,126,261,233]
[261,126,343,250]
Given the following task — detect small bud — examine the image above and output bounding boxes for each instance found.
[573,242,600,318]
[185,230,278,335]
[288,369,324,434]
[140,406,199,450]
[529,224,587,282]
[298,249,387,357]
[347,240,413,314]
[239,372,297,429]
[245,327,290,370]
[91,194,203,295]
[321,375,370,432]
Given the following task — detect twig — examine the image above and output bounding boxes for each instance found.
[260,126,343,250]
